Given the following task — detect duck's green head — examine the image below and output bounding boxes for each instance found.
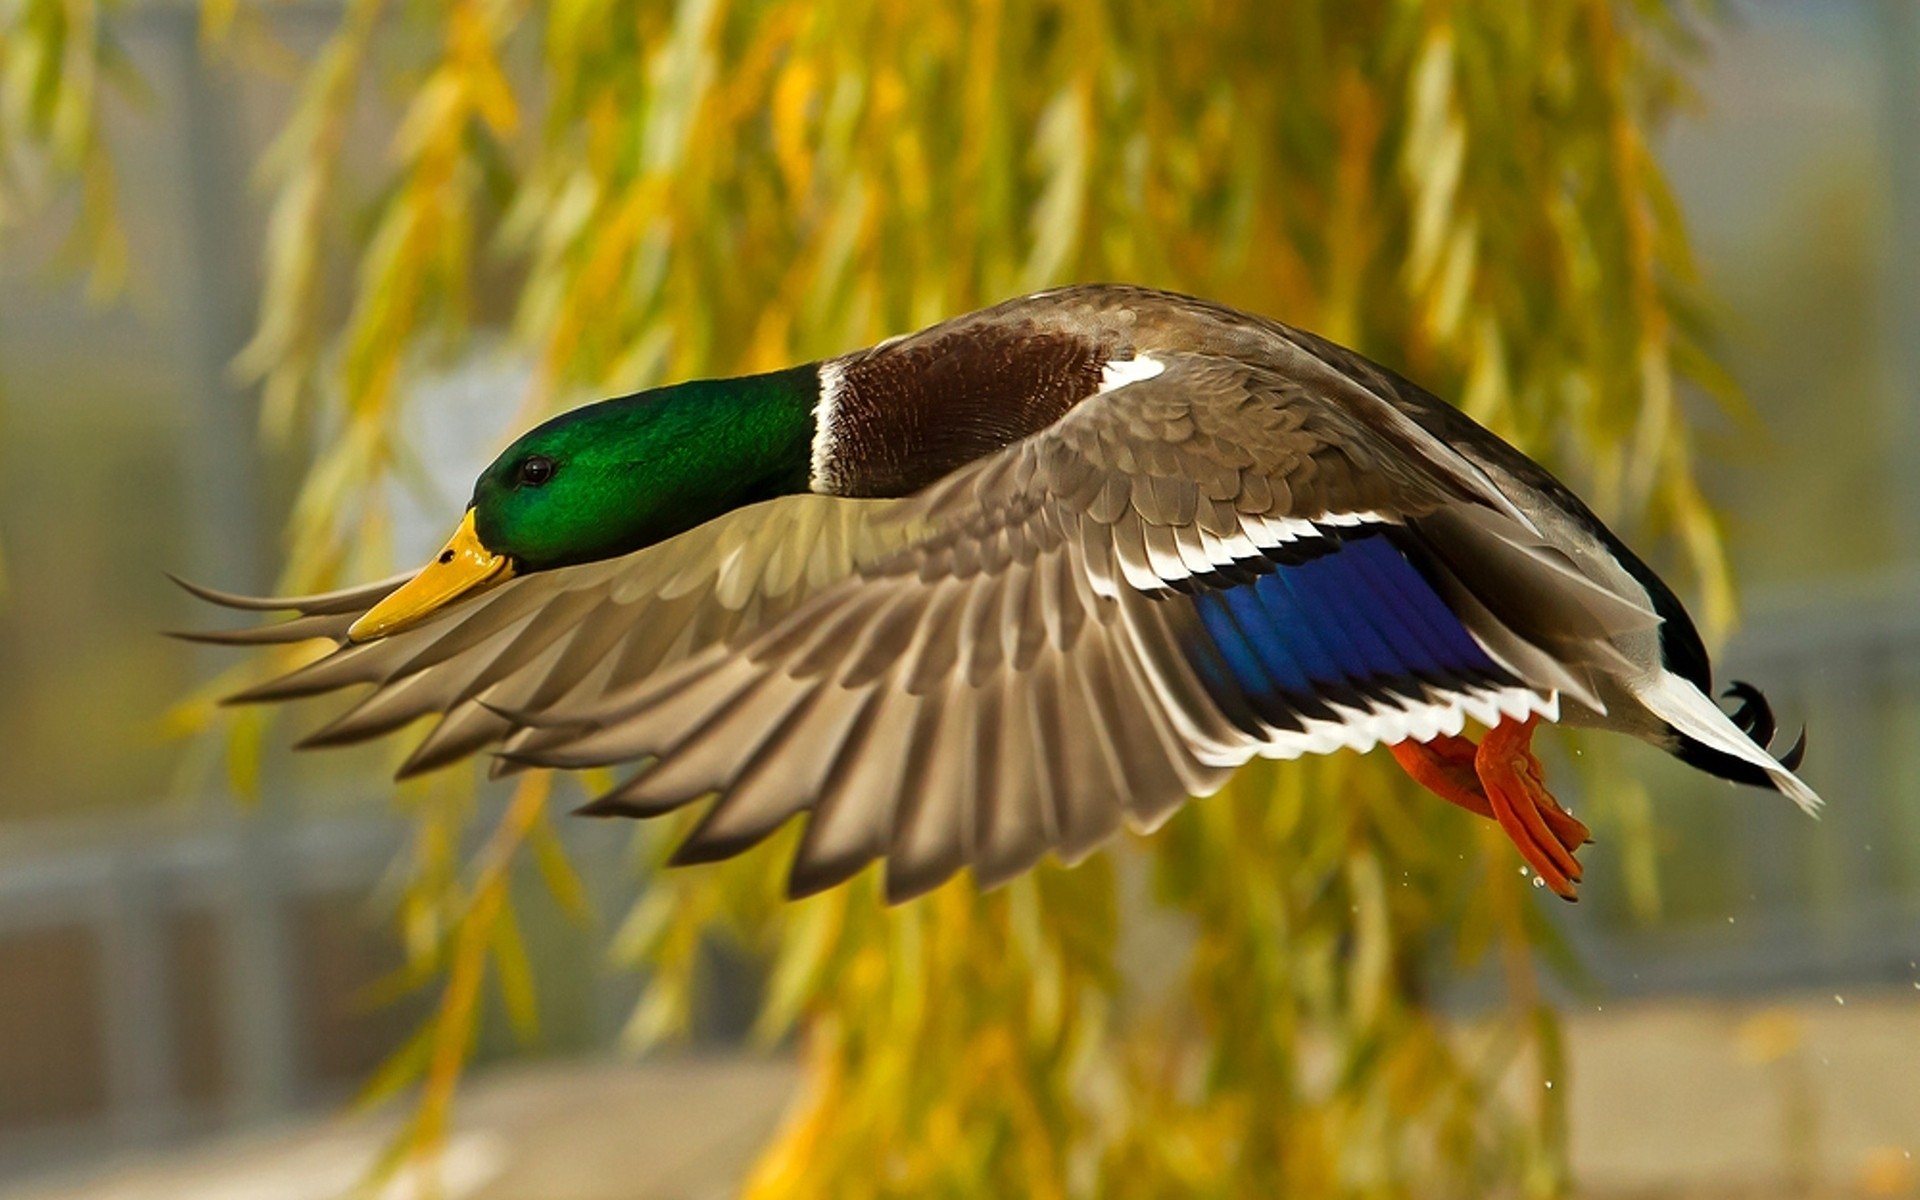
[348,365,820,642]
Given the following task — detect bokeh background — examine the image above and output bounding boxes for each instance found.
[1,1,1917,1197]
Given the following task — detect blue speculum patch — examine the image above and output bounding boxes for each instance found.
[1186,531,1512,734]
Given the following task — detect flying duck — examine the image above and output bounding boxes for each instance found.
[183,285,1819,903]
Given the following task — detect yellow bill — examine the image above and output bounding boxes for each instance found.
[347,509,515,643]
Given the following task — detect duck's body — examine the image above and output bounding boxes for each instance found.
[189,286,1817,902]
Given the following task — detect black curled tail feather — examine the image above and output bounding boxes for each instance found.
[1673,679,1808,787]
[1721,680,1776,748]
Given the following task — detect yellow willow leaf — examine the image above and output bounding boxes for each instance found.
[223,705,266,800]
[741,1038,847,1200]
[390,69,467,165]
[528,811,593,924]
[1346,852,1393,1031]
[154,661,266,742]
[1527,1001,1571,1191]
[755,889,841,1042]
[354,1019,436,1113]
[490,899,541,1045]
[449,3,519,135]
[48,5,99,166]
[1406,119,1465,296]
[1459,313,1510,427]
[623,972,689,1051]
[1674,475,1737,637]
[744,307,795,372]
[1625,332,1677,512]
[641,0,723,175]
[631,197,675,302]
[356,949,447,1011]
[566,187,644,315]
[1022,82,1090,292]
[1,39,45,127]
[610,880,680,964]
[882,899,929,1028]
[403,891,448,968]
[1425,216,1478,344]
[527,167,602,261]
[1006,877,1067,1042]
[805,172,870,316]
[76,161,127,299]
[544,0,609,54]
[198,0,239,44]
[606,323,676,394]
[235,189,317,386]
[771,56,817,197]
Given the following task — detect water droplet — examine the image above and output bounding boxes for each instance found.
[1835,995,1846,1006]
[1727,917,1736,924]
[1519,866,1531,876]
[1532,876,1546,889]
[1544,1080,1554,1089]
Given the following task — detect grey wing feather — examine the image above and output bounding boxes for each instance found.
[194,494,910,759]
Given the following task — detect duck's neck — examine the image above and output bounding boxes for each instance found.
[646,362,822,513]
[528,364,822,564]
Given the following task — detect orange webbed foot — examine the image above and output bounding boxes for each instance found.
[1392,715,1592,901]
[1389,733,1492,820]
[1475,715,1587,900]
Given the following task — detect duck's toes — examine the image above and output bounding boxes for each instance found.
[1392,718,1591,899]
[1532,776,1593,853]
[1474,715,1586,901]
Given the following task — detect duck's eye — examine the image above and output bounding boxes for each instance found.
[517,455,555,487]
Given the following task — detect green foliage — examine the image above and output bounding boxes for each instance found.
[170,0,1736,1194]
[0,0,134,295]
[0,0,138,605]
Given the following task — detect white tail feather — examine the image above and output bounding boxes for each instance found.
[1636,671,1823,816]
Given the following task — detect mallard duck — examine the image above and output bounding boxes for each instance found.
[184,285,1817,902]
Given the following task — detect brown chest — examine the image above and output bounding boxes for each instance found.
[813,326,1113,497]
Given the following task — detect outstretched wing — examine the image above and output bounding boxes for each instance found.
[184,494,919,778]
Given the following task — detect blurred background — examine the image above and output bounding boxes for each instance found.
[0,1,1917,1197]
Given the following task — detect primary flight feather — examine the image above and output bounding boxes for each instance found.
[184,285,1818,902]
